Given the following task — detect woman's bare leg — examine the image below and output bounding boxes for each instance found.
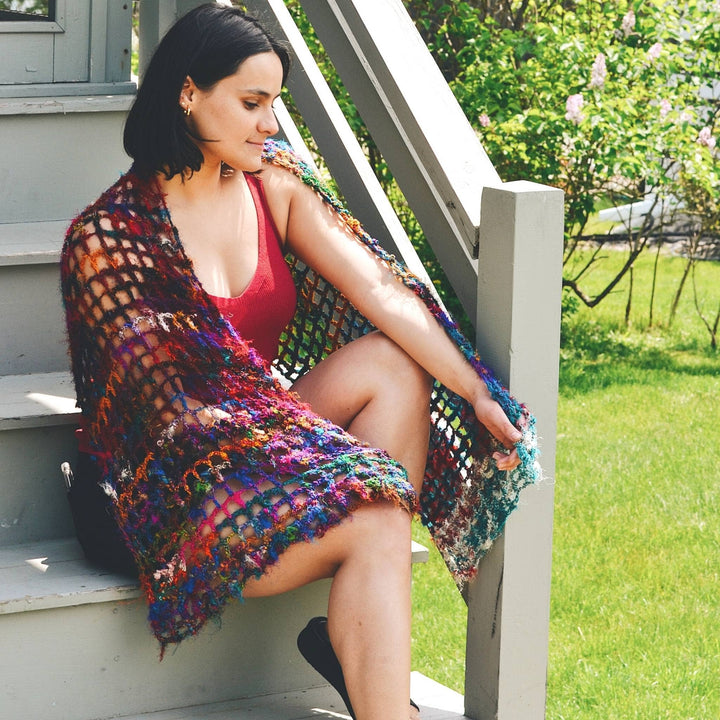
[226,332,430,719]
[291,331,430,718]
[326,505,412,720]
[291,331,433,491]
[242,501,412,720]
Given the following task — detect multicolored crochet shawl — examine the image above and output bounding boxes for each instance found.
[61,139,540,650]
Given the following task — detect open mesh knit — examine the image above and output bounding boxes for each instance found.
[61,140,540,651]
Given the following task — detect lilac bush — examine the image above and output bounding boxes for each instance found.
[411,0,719,320]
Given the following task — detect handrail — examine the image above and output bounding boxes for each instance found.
[244,0,432,286]
[293,0,505,319]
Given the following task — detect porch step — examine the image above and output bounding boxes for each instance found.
[0,95,131,224]
[0,219,66,266]
[0,371,78,546]
[0,370,433,557]
[0,537,430,720]
[0,537,333,720]
[104,672,465,719]
[0,537,139,615]
[0,537,428,616]
[0,370,78,431]
[0,221,69,375]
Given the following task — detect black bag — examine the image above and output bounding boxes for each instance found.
[62,453,138,577]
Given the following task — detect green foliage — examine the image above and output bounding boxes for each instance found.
[285,0,719,341]
[409,0,720,314]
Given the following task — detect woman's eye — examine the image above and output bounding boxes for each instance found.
[244,101,259,110]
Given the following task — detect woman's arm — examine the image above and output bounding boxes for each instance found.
[263,166,522,468]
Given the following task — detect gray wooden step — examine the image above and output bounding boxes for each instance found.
[0,370,78,430]
[0,221,69,374]
[0,95,132,224]
[0,371,79,546]
[0,536,334,720]
[108,672,465,719]
[0,537,139,615]
[0,537,430,720]
[0,219,66,266]
[0,370,433,557]
[0,537,428,616]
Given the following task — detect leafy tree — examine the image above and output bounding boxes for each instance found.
[284,0,719,342]
[411,1,719,321]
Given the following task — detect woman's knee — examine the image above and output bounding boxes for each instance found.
[345,501,412,559]
[363,332,433,399]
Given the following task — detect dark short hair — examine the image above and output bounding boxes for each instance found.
[124,3,291,179]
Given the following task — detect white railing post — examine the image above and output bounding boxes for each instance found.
[464,182,564,719]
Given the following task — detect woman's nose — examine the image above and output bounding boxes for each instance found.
[260,107,279,136]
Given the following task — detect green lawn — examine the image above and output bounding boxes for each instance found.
[411,249,720,719]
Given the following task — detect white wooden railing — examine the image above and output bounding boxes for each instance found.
[138,2,563,718]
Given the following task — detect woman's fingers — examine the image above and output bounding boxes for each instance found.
[493,448,520,471]
[472,393,523,470]
[475,396,521,444]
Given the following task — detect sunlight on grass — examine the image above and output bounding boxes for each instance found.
[411,521,467,693]
[549,372,720,719]
[411,252,719,717]
[549,252,719,719]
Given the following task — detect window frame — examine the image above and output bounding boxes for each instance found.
[0,0,64,34]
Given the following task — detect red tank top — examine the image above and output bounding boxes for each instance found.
[77,173,296,456]
[208,173,297,364]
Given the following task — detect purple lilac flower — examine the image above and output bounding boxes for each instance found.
[679,108,694,123]
[698,127,716,149]
[647,42,662,62]
[590,53,607,89]
[478,113,491,128]
[621,10,635,37]
[565,94,585,124]
[659,99,672,118]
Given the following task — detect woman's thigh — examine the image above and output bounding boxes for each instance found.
[241,500,410,598]
[290,331,432,489]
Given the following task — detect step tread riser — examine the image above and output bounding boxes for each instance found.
[0,424,78,546]
[0,265,69,374]
[0,581,333,720]
[0,219,66,267]
[0,110,129,224]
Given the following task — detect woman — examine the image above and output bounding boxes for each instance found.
[61,5,539,720]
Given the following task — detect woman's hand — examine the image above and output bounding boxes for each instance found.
[198,406,232,426]
[472,384,523,471]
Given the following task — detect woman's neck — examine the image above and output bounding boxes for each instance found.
[158,161,236,208]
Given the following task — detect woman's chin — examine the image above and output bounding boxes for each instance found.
[231,156,263,174]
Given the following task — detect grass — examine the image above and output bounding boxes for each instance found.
[410,248,720,718]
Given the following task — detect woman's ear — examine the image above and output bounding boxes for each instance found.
[179,76,196,113]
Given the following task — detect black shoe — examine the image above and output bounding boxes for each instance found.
[297,616,419,718]
[298,616,356,718]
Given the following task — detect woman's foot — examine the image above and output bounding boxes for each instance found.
[297,616,420,719]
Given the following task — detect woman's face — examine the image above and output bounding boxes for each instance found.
[182,51,283,172]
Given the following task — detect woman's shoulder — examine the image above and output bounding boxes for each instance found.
[261,140,329,196]
[255,164,294,244]
[258,149,321,244]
